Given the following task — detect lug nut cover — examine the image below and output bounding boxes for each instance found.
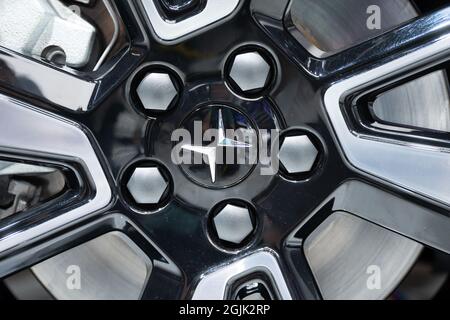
[278,134,319,174]
[211,202,256,247]
[126,167,169,205]
[228,51,272,93]
[136,72,178,111]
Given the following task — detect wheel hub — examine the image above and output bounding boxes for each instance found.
[177,105,257,188]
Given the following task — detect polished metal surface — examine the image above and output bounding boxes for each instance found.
[179,106,256,188]
[4,214,183,300]
[181,109,252,184]
[287,0,417,56]
[0,94,111,253]
[141,0,241,42]
[304,212,422,300]
[192,250,292,300]
[4,269,53,300]
[278,135,318,174]
[0,0,96,68]
[324,35,450,205]
[287,180,450,255]
[137,72,178,111]
[229,52,271,92]
[213,204,254,245]
[254,2,450,79]
[0,50,96,111]
[126,167,168,204]
[181,145,217,182]
[31,232,152,300]
[372,70,450,132]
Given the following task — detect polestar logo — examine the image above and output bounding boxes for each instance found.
[171,104,279,188]
[181,109,251,183]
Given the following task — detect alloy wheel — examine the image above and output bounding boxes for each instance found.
[0,0,449,300]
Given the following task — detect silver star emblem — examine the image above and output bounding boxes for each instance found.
[181,109,251,183]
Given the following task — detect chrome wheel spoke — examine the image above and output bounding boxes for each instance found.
[253,2,450,78]
[0,93,112,269]
[1,213,183,300]
[287,179,448,299]
[191,249,293,300]
[331,181,450,253]
[324,30,450,205]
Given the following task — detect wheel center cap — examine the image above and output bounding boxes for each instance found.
[177,105,257,189]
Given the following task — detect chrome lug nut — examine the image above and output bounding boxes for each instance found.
[211,202,256,247]
[228,50,272,94]
[136,72,179,112]
[126,166,169,206]
[278,134,319,175]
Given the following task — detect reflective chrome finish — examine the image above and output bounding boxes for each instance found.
[278,135,318,174]
[2,0,449,301]
[181,109,252,184]
[137,72,179,111]
[126,167,169,204]
[288,180,450,255]
[229,52,271,92]
[286,0,417,57]
[304,212,422,300]
[140,0,241,42]
[252,3,450,78]
[0,94,111,253]
[31,232,152,300]
[0,50,96,111]
[2,214,184,299]
[213,204,254,245]
[179,105,257,188]
[192,250,292,300]
[324,35,450,205]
